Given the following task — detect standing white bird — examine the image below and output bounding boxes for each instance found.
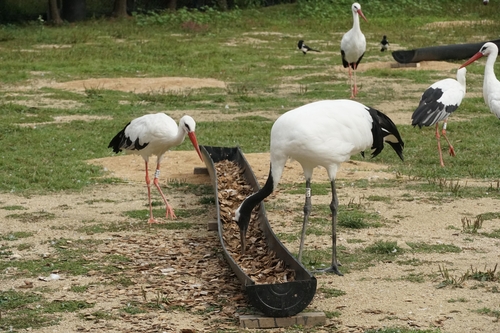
[411,68,467,167]
[108,113,203,224]
[460,42,500,119]
[234,100,404,275]
[341,2,368,99]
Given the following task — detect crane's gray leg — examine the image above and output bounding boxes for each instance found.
[297,179,312,263]
[316,179,343,275]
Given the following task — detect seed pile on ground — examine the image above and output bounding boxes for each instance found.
[214,160,295,284]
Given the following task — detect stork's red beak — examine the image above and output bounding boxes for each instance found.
[188,132,203,162]
[460,52,484,68]
[357,9,368,22]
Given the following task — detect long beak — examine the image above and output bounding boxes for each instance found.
[460,52,484,68]
[240,229,247,255]
[188,132,203,162]
[358,9,368,22]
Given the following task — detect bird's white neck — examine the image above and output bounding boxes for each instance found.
[174,122,187,146]
[484,50,499,81]
[352,11,361,32]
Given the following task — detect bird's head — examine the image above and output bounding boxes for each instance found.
[460,42,498,68]
[180,115,203,162]
[353,3,368,22]
[234,204,250,255]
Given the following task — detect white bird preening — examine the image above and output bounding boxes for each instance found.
[460,42,500,119]
[341,2,368,99]
[234,100,404,275]
[411,68,467,167]
[109,113,203,224]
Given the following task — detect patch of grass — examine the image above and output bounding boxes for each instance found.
[70,285,89,293]
[462,216,483,234]
[1,205,27,210]
[124,208,203,224]
[469,264,499,282]
[0,290,93,331]
[122,302,147,315]
[474,307,500,321]
[1,231,34,241]
[366,195,391,203]
[318,287,346,298]
[396,258,427,266]
[448,297,468,303]
[406,242,462,254]
[324,310,341,319]
[16,243,32,251]
[43,300,94,313]
[364,241,403,255]
[400,273,425,283]
[436,265,467,289]
[481,229,500,239]
[5,211,56,223]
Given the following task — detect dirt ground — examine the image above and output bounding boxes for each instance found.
[1,61,500,333]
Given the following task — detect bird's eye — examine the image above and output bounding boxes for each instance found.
[185,124,191,131]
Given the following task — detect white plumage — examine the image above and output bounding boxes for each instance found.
[460,42,500,119]
[411,68,467,167]
[109,113,203,223]
[234,99,404,275]
[341,2,367,98]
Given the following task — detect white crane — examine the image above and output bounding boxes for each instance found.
[234,100,404,275]
[341,2,368,99]
[460,42,500,119]
[412,68,467,167]
[109,113,203,224]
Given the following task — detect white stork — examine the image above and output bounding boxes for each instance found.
[460,42,500,119]
[411,68,467,167]
[341,2,368,99]
[108,113,203,224]
[234,100,404,275]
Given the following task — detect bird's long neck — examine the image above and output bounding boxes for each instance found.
[235,165,275,233]
[352,11,361,32]
[485,51,499,83]
[174,123,187,146]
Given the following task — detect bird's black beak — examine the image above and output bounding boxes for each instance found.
[239,229,247,255]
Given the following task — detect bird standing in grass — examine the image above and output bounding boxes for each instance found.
[234,99,404,275]
[341,2,368,98]
[412,68,467,167]
[298,40,321,55]
[109,113,203,224]
[380,35,389,52]
[460,42,500,119]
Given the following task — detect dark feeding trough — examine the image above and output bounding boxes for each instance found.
[392,39,500,64]
[200,145,317,318]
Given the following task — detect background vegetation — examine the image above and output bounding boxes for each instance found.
[0,0,499,195]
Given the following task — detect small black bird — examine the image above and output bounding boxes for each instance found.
[298,40,321,55]
[380,35,389,52]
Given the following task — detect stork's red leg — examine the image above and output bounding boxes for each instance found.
[441,120,456,157]
[153,162,177,220]
[435,123,445,167]
[348,66,355,99]
[144,161,158,224]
